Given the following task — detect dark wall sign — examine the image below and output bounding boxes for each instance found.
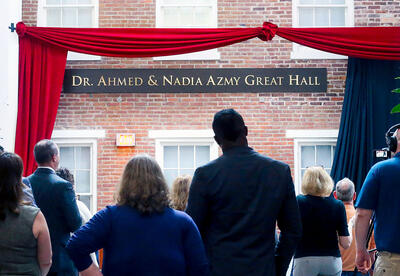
[63,68,327,93]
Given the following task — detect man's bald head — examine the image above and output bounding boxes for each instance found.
[335,178,355,202]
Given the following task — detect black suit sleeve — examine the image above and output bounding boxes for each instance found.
[185,167,209,236]
[59,181,82,232]
[275,165,302,276]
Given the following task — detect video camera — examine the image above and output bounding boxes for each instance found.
[374,123,400,163]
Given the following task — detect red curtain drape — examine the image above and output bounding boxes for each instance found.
[15,34,67,175]
[14,21,400,175]
[15,22,277,58]
[276,26,400,61]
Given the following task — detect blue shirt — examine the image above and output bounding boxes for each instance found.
[355,152,400,254]
[66,205,209,276]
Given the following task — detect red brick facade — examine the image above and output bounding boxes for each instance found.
[22,0,399,209]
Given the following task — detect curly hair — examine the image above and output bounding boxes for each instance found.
[116,155,170,214]
[0,152,23,220]
[301,166,334,197]
[56,167,75,185]
[170,175,192,211]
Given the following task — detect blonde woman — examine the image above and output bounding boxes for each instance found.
[66,155,208,276]
[170,175,192,211]
[293,166,351,276]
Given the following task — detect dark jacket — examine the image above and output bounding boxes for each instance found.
[28,168,82,276]
[186,146,302,276]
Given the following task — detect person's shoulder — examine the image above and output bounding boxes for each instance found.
[19,204,40,219]
[253,150,289,168]
[327,196,345,208]
[296,194,307,203]
[369,157,398,172]
[90,205,118,221]
[51,174,73,189]
[167,208,197,228]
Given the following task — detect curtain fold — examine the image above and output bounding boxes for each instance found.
[15,36,67,175]
[331,58,400,192]
[277,27,400,60]
[16,22,400,60]
[16,22,277,58]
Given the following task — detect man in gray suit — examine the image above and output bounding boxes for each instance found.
[28,139,81,276]
[186,109,302,276]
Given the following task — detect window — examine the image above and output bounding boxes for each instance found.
[149,130,219,186]
[291,0,354,59]
[59,146,92,209]
[52,129,105,212]
[299,144,336,178]
[163,145,211,185]
[155,0,220,61]
[37,0,100,60]
[286,129,338,194]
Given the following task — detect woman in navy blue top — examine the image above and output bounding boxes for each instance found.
[293,167,351,276]
[66,155,209,276]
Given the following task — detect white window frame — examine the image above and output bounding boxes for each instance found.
[148,129,219,173]
[286,129,338,194]
[37,0,101,61]
[291,0,354,60]
[154,0,220,61]
[52,129,105,212]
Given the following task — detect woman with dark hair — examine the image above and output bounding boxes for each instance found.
[0,152,52,275]
[66,154,209,276]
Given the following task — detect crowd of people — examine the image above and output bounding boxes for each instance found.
[0,108,399,276]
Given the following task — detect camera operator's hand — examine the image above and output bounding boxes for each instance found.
[356,248,371,274]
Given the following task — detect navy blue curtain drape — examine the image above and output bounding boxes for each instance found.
[331,58,400,192]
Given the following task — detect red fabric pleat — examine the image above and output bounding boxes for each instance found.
[277,27,400,60]
[15,36,67,175]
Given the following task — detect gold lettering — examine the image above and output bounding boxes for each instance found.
[289,75,299,85]
[300,77,308,85]
[128,77,134,86]
[182,77,191,86]
[195,78,203,86]
[256,77,263,86]
[135,77,143,86]
[117,78,126,86]
[108,77,116,86]
[206,76,216,86]
[97,76,107,86]
[72,75,82,86]
[245,75,255,85]
[173,78,181,86]
[233,76,241,85]
[83,77,92,87]
[163,75,173,86]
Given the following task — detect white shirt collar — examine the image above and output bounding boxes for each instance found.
[38,166,56,173]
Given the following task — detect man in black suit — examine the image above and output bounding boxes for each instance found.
[28,139,81,276]
[186,109,302,276]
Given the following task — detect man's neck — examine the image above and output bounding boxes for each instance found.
[221,141,248,153]
[38,164,56,172]
[343,201,354,206]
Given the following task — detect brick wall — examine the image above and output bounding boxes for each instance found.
[22,0,397,209]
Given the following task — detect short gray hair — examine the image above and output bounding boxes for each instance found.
[335,178,355,202]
